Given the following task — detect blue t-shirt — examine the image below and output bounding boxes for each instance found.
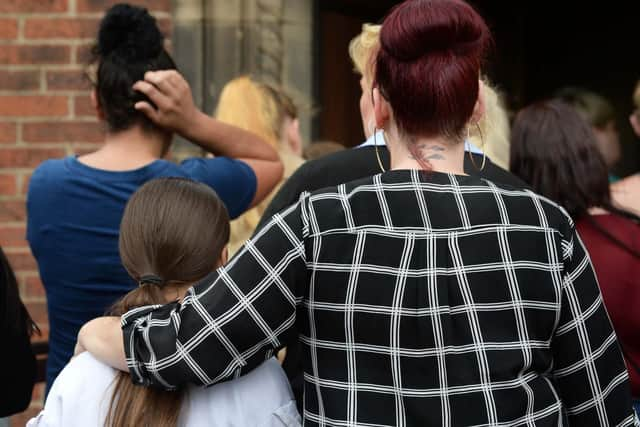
[26,156,256,391]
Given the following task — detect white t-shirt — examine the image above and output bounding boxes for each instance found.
[28,352,300,427]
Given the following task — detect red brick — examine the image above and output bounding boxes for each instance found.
[0,148,65,168]
[0,0,67,13]
[0,123,17,143]
[158,18,172,37]
[77,0,170,13]
[10,405,43,427]
[74,95,96,117]
[0,173,17,195]
[0,45,70,65]
[0,200,25,222]
[0,224,27,247]
[75,44,93,65]
[0,70,40,91]
[24,301,48,325]
[24,276,46,299]
[34,327,49,341]
[25,18,99,39]
[6,250,38,270]
[31,383,45,402]
[0,18,18,39]
[24,121,103,143]
[47,70,91,91]
[21,173,32,195]
[0,96,68,117]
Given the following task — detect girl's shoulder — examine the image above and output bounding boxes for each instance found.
[183,358,300,426]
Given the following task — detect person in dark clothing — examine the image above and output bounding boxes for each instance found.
[258,146,527,231]
[258,144,529,410]
[0,246,39,418]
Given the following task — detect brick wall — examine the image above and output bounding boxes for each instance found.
[0,1,172,424]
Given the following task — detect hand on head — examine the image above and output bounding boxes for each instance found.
[133,70,199,135]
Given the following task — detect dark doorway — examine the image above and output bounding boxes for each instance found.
[316,0,640,175]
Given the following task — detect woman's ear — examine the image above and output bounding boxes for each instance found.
[372,87,390,129]
[286,118,303,157]
[469,80,486,126]
[217,246,229,267]
[90,89,106,121]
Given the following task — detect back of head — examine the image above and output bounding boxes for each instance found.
[510,99,610,219]
[92,3,176,133]
[349,24,381,86]
[215,76,297,149]
[118,177,229,288]
[555,87,616,129]
[107,177,229,427]
[375,0,490,139]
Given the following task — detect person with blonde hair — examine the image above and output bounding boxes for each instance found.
[469,81,511,170]
[215,76,305,255]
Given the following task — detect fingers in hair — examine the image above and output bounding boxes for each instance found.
[132,80,171,110]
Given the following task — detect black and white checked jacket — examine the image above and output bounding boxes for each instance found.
[122,170,638,426]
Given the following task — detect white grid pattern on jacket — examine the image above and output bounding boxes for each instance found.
[122,170,638,427]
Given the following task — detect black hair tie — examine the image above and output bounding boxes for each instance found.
[139,274,164,286]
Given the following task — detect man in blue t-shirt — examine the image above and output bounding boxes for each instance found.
[27,68,283,393]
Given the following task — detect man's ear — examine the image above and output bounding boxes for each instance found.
[90,89,106,121]
[373,87,390,129]
[630,113,640,138]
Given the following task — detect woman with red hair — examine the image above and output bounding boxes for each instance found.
[79,0,637,424]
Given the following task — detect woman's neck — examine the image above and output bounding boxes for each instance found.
[387,128,466,175]
[78,125,171,171]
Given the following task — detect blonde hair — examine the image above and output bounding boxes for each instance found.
[348,24,381,87]
[469,81,511,170]
[215,76,304,255]
[214,76,297,149]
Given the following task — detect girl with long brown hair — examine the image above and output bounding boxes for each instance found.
[28,178,299,427]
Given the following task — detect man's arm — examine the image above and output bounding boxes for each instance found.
[134,70,283,207]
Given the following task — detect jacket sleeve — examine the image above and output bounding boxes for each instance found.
[551,223,638,426]
[122,197,309,389]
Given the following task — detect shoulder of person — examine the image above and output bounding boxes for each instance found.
[179,156,247,169]
[29,158,69,185]
[28,353,116,427]
[51,352,116,394]
[184,358,299,426]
